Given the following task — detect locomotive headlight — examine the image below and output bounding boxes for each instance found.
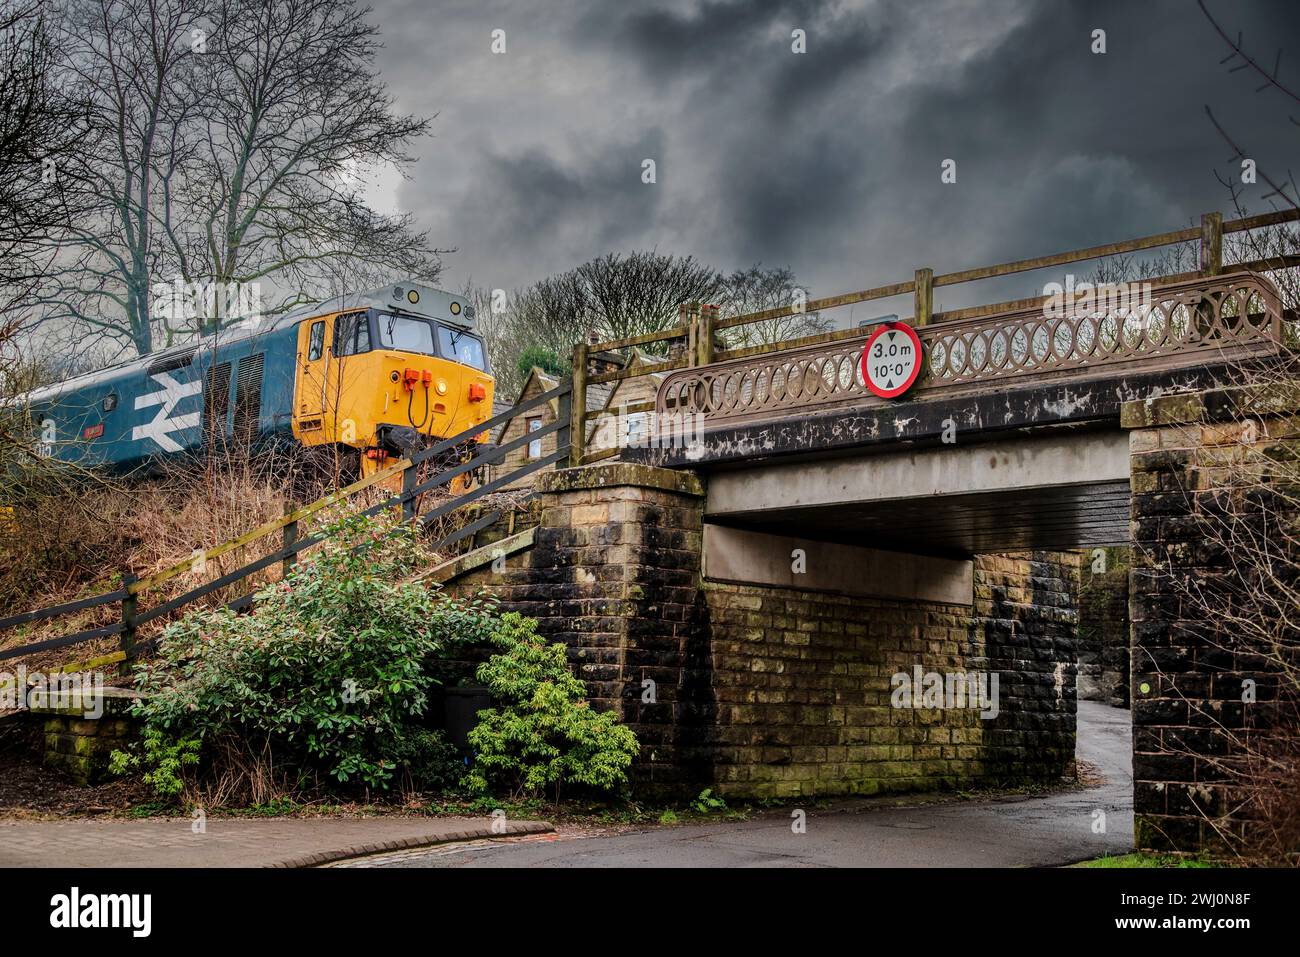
[450,301,461,316]
[407,289,420,305]
[435,379,448,395]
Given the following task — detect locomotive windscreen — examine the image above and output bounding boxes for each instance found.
[378,313,435,353]
[436,326,487,370]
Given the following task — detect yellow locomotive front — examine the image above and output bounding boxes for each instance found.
[291,283,494,482]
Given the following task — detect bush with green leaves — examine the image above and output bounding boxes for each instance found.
[122,509,499,800]
[395,728,466,794]
[515,346,566,381]
[108,727,200,797]
[463,613,639,802]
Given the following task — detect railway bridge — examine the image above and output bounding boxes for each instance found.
[444,212,1299,855]
[16,210,1292,857]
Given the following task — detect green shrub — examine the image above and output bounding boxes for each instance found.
[690,788,726,814]
[124,510,499,799]
[108,727,200,797]
[396,729,466,794]
[516,347,566,381]
[463,613,639,802]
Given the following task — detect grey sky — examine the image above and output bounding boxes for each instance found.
[368,0,1299,324]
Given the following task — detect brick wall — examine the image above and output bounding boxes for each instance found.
[38,704,136,784]
[968,551,1079,784]
[702,582,987,798]
[1077,546,1131,708]
[1124,384,1300,854]
[445,463,711,793]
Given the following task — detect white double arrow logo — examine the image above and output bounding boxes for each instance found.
[132,372,202,453]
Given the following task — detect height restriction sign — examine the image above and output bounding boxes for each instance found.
[861,321,923,399]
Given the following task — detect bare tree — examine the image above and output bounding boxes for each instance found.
[575,251,724,343]
[177,0,441,315]
[483,250,726,395]
[1124,2,1300,862]
[716,264,831,349]
[0,0,82,316]
[1148,355,1300,863]
[0,0,90,478]
[37,0,440,358]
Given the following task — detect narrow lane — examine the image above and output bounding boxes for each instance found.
[358,701,1133,868]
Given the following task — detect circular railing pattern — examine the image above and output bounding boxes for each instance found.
[657,273,1282,423]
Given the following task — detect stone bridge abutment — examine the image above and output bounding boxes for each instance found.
[443,461,1081,801]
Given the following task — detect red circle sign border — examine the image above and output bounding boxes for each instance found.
[860,321,923,399]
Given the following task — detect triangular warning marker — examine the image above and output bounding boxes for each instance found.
[887,331,897,341]
[886,379,895,388]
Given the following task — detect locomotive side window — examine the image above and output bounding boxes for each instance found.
[333,312,371,357]
[307,321,325,361]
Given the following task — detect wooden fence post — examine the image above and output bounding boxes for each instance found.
[557,382,572,463]
[698,304,716,366]
[400,461,418,523]
[281,502,299,579]
[1200,212,1223,276]
[119,572,138,662]
[914,268,934,326]
[570,343,587,467]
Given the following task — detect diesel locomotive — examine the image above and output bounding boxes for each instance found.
[19,283,495,481]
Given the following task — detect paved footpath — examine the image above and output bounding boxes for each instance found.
[0,816,551,868]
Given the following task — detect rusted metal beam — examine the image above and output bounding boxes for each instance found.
[657,272,1285,427]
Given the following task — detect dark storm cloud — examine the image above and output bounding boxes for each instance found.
[456,128,667,261]
[371,0,1300,316]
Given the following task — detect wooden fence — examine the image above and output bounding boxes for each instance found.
[0,382,573,675]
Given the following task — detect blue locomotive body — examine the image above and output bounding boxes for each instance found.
[23,322,300,474]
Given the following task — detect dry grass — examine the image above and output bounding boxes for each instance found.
[0,444,536,676]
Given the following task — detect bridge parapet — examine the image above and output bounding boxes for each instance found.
[655,272,1284,429]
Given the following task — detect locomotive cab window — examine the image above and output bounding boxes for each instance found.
[436,325,487,370]
[307,320,325,361]
[333,312,371,357]
[378,313,434,354]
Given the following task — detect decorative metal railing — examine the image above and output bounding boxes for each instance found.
[654,272,1285,425]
